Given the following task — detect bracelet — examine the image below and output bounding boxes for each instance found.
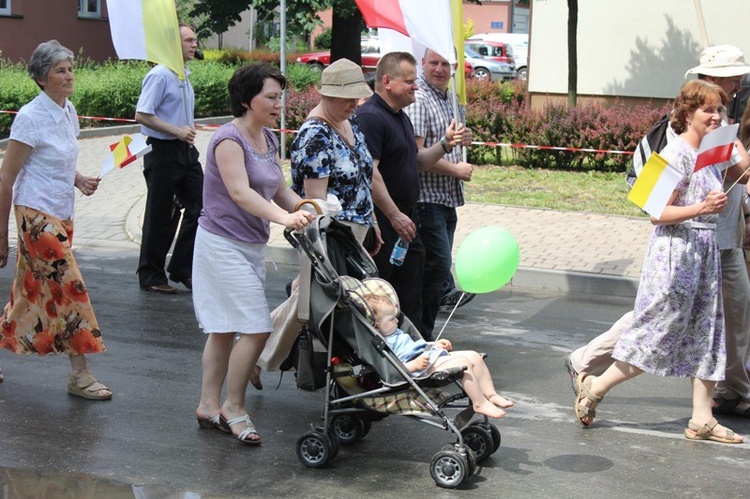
[440,137,451,154]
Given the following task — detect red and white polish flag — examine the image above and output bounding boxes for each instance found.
[694,123,739,172]
[355,0,455,63]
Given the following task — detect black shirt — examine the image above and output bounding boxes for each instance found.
[355,93,420,206]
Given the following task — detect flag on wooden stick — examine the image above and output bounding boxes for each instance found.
[695,123,739,172]
[628,152,684,219]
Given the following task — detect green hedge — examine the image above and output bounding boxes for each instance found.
[0,58,320,138]
[1,56,668,173]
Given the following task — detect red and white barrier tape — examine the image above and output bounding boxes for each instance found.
[471,141,634,156]
[2,110,634,155]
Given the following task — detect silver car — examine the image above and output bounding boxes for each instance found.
[464,45,515,82]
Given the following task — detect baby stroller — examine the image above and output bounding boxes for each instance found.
[282,208,501,489]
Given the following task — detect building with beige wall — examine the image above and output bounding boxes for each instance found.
[528,0,750,108]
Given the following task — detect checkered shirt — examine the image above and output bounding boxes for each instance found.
[404,76,466,207]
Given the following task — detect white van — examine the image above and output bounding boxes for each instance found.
[468,33,529,80]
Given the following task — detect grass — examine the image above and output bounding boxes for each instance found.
[465,165,646,217]
[280,161,646,218]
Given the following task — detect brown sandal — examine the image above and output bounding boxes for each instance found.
[250,365,263,390]
[684,418,743,444]
[574,373,602,426]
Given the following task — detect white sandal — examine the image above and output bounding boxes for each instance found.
[67,373,112,400]
[219,414,262,445]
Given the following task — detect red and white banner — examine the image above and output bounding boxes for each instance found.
[695,123,738,172]
[356,0,455,63]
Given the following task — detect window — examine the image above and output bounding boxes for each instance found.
[78,0,100,18]
[0,0,10,16]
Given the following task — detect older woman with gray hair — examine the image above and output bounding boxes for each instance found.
[0,40,110,399]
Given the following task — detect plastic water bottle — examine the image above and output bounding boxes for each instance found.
[389,236,409,266]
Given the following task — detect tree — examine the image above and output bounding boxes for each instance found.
[189,0,249,41]
[567,0,578,106]
[190,0,362,62]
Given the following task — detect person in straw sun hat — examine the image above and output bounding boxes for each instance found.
[290,58,376,245]
[256,59,378,376]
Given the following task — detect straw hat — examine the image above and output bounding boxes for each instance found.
[685,45,750,78]
[317,58,373,99]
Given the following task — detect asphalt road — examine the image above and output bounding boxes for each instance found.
[0,247,748,498]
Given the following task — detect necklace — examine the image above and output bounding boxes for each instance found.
[234,118,267,153]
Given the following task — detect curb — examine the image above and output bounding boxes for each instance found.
[262,242,639,299]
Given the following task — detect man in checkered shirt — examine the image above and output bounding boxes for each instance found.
[404,48,476,339]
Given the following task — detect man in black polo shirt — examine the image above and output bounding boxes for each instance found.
[357,52,460,339]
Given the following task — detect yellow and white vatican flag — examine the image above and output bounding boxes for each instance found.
[99,134,151,178]
[106,0,185,79]
[627,152,683,219]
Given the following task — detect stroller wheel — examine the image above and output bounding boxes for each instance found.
[328,429,341,458]
[430,449,469,489]
[461,424,494,463]
[487,423,501,453]
[440,444,477,478]
[296,430,334,468]
[330,414,365,445]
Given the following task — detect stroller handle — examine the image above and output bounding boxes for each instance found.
[294,199,323,215]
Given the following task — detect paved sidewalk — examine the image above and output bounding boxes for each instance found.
[2,125,653,297]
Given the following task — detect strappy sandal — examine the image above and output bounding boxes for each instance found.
[684,418,743,444]
[574,373,602,426]
[219,414,262,445]
[67,373,112,400]
[196,413,224,431]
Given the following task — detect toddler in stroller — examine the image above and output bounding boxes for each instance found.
[364,293,513,419]
[283,215,506,487]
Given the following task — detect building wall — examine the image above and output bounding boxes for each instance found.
[528,0,750,108]
[0,1,114,63]
[202,9,255,51]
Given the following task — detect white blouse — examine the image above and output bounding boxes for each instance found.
[10,91,79,220]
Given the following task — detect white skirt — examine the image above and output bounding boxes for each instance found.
[192,226,273,334]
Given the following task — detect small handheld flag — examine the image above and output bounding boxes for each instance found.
[99,134,151,178]
[695,123,738,172]
[627,152,683,219]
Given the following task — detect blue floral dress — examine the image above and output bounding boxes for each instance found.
[613,137,725,380]
[290,117,374,226]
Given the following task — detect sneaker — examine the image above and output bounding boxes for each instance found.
[563,353,579,395]
[439,288,476,313]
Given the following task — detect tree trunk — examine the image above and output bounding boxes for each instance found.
[330,6,363,65]
[567,0,578,107]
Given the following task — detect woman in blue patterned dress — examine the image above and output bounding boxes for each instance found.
[290,58,378,248]
[574,80,744,444]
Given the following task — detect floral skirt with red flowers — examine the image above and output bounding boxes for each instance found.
[0,206,105,356]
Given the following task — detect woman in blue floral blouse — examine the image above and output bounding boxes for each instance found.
[290,58,379,248]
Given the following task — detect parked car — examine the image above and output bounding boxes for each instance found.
[296,38,474,78]
[296,39,382,72]
[468,33,528,81]
[465,40,514,66]
[463,45,515,82]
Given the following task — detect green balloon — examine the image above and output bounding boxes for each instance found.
[455,227,520,294]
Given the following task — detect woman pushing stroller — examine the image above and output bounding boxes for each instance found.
[364,293,513,419]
